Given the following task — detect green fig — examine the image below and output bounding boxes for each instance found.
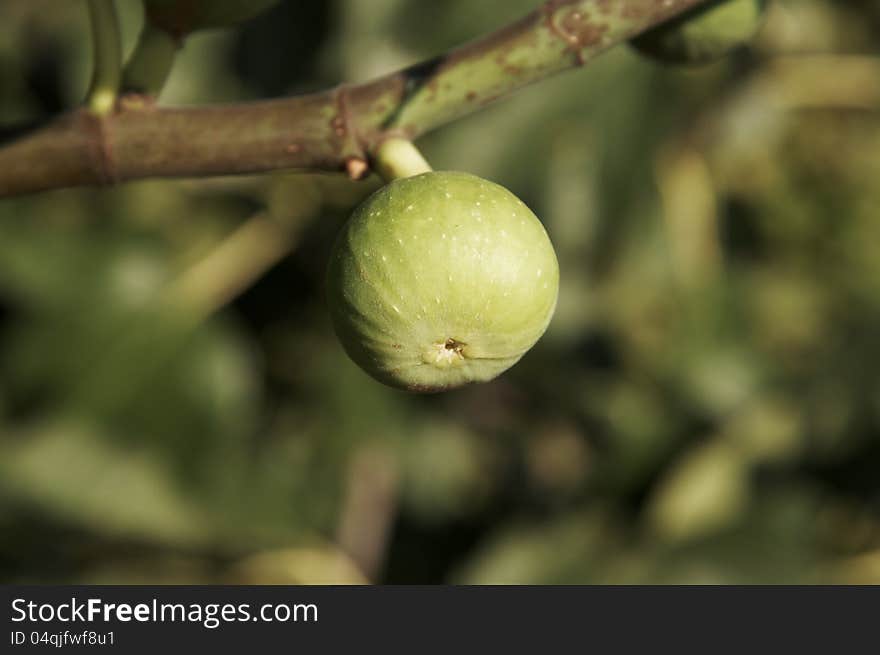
[327,171,559,392]
[631,0,768,65]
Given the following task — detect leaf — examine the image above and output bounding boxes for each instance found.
[0,418,211,545]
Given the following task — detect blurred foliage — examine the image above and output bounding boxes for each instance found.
[1,0,879,584]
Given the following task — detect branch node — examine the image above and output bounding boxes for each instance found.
[541,0,611,67]
[83,110,118,185]
[345,157,369,181]
[333,84,368,174]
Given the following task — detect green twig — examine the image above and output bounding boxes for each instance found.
[85,0,123,115]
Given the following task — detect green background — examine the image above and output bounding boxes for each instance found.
[1,0,879,584]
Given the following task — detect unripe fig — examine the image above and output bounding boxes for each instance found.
[631,0,767,65]
[327,171,559,392]
[143,0,280,37]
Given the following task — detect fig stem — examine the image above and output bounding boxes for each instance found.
[85,0,123,115]
[121,23,180,98]
[373,138,433,182]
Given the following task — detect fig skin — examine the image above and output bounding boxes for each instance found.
[327,171,559,392]
[631,0,767,65]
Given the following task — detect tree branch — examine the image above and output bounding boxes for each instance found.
[0,0,709,198]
